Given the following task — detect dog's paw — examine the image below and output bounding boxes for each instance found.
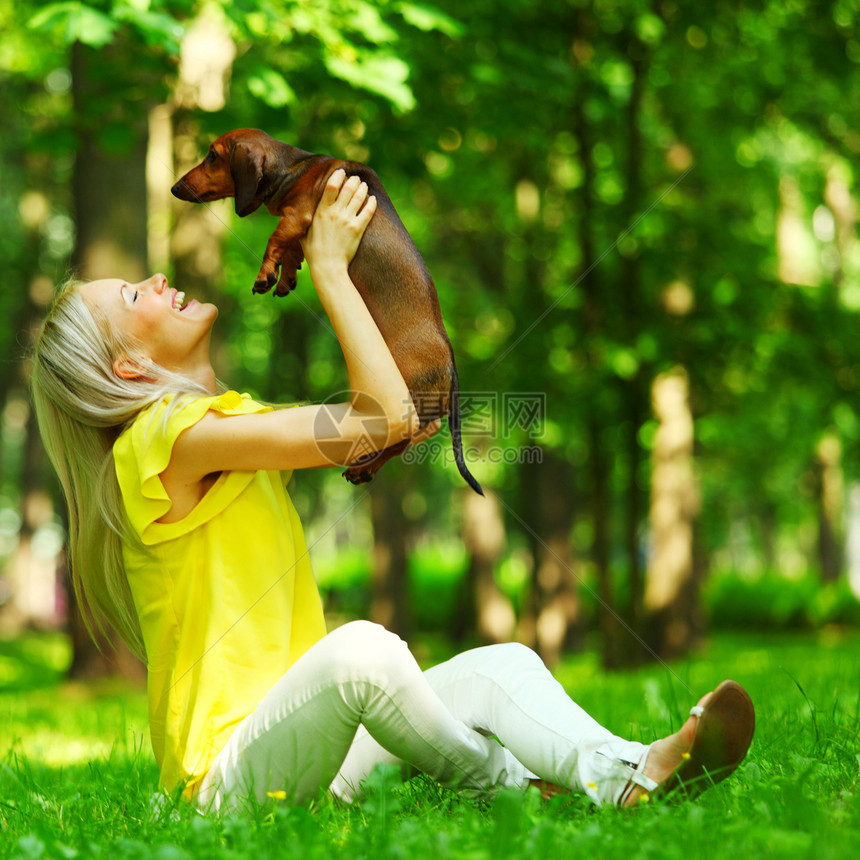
[274,277,297,298]
[343,466,374,485]
[252,268,281,295]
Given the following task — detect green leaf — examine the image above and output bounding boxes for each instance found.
[395,2,463,38]
[636,13,665,45]
[113,7,184,54]
[344,4,398,44]
[325,51,415,113]
[247,68,296,108]
[29,2,119,48]
[609,347,639,379]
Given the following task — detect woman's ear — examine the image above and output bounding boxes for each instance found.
[113,356,151,380]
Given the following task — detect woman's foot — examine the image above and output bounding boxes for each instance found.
[622,680,755,807]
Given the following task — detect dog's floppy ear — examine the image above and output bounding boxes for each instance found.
[230,141,265,216]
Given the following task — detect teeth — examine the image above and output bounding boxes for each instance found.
[174,291,185,309]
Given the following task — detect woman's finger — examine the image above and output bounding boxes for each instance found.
[321,169,347,205]
[337,174,362,205]
[345,181,369,214]
[354,193,377,230]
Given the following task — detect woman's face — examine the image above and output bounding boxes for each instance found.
[80,273,218,378]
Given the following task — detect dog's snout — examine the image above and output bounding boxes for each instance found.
[171,180,189,200]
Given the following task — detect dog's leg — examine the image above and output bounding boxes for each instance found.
[273,242,306,297]
[343,439,411,485]
[252,211,308,295]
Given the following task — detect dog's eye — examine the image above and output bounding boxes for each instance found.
[204,149,217,164]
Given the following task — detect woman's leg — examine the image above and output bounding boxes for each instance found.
[333,642,651,806]
[195,622,529,813]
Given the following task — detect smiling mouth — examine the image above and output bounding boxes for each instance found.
[173,291,187,310]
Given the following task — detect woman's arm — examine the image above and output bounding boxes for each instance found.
[166,170,419,482]
[301,170,413,425]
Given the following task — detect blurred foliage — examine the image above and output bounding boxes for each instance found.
[706,570,860,630]
[2,0,860,645]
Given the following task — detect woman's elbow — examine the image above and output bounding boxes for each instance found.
[376,408,417,448]
[343,401,414,453]
[365,392,419,445]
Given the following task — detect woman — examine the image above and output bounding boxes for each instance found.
[31,170,755,813]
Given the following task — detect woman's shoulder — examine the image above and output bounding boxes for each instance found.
[125,391,270,439]
[113,390,274,541]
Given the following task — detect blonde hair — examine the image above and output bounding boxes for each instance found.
[31,278,210,660]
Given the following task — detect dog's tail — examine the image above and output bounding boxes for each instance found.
[448,365,484,496]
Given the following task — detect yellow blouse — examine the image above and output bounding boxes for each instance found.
[113,391,327,796]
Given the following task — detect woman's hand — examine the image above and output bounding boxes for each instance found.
[301,169,377,276]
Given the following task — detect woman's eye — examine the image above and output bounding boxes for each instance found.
[133,290,139,303]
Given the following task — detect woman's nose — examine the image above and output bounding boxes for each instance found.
[133,274,167,295]
[150,273,168,294]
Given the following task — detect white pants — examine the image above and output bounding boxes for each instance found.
[196,621,649,813]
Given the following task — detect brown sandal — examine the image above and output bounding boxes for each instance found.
[621,679,755,805]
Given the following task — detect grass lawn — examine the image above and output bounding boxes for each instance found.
[1,628,859,859]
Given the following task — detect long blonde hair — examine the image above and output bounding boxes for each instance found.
[31,278,210,660]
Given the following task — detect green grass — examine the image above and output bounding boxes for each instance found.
[2,628,859,859]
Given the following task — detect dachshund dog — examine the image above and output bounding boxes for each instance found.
[171,128,482,494]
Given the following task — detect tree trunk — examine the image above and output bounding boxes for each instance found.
[814,434,843,583]
[71,43,148,282]
[573,90,620,669]
[644,369,701,659]
[522,452,581,668]
[454,491,515,644]
[589,417,621,668]
[168,10,236,319]
[622,381,646,663]
[845,483,860,599]
[618,45,648,665]
[66,39,148,679]
[370,476,412,638]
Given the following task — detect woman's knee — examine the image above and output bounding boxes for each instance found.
[465,641,549,683]
[330,619,402,650]
[485,641,544,668]
[325,620,412,678]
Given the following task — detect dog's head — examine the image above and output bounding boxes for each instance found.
[171,129,271,217]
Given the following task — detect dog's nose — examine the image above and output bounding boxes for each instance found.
[171,180,189,199]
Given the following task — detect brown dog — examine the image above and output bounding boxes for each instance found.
[171,128,482,494]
